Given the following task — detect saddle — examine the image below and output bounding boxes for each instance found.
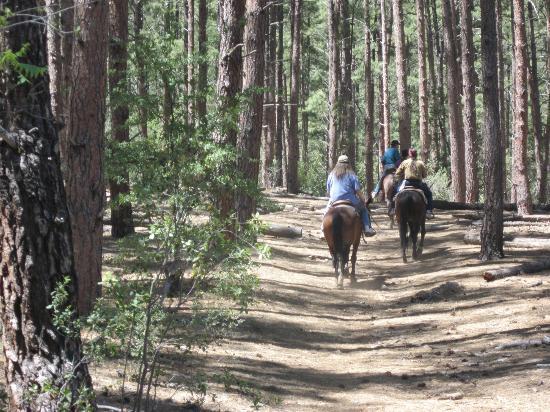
[395,186,428,205]
[328,200,360,217]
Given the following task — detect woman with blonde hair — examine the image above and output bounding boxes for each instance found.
[326,155,376,236]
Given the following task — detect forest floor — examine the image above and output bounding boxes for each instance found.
[2,192,549,411]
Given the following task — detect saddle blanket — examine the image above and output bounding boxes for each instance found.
[395,186,428,205]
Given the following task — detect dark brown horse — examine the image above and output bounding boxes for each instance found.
[322,201,362,288]
[395,190,426,263]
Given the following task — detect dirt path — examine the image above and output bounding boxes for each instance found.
[193,193,550,411]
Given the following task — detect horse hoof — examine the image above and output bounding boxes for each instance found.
[402,257,407,263]
[350,277,357,285]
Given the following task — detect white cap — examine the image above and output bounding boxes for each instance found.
[337,155,349,163]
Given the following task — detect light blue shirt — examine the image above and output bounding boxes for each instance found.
[327,172,361,205]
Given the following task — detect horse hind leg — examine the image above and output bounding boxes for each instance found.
[337,254,345,288]
[410,223,420,260]
[333,255,340,287]
[350,243,359,285]
[418,220,426,257]
[399,219,408,263]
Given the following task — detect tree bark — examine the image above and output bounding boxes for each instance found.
[392,0,410,149]
[197,0,208,124]
[134,0,148,139]
[546,0,550,203]
[0,2,94,407]
[380,0,391,151]
[301,13,311,165]
[236,0,266,223]
[46,0,63,124]
[64,0,109,315]
[459,0,478,203]
[416,0,430,162]
[109,0,135,239]
[287,0,301,193]
[275,1,284,186]
[339,0,355,167]
[214,0,245,223]
[262,4,276,187]
[527,2,545,204]
[480,0,504,260]
[511,0,533,215]
[327,0,340,170]
[442,0,466,202]
[496,0,507,200]
[187,0,195,125]
[364,0,375,193]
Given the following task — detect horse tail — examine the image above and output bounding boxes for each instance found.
[332,211,345,263]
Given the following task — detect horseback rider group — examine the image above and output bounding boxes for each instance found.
[325,140,434,238]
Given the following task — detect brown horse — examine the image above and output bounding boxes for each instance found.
[381,173,396,228]
[395,190,426,263]
[322,201,362,288]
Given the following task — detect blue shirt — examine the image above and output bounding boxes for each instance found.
[327,172,361,205]
[382,147,401,167]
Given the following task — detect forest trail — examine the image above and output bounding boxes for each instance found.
[194,192,550,411]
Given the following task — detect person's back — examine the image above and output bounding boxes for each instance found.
[382,146,400,169]
[326,155,376,236]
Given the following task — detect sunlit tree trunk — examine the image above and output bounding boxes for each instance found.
[416,0,429,162]
[392,0,410,149]
[187,0,195,125]
[442,0,465,202]
[65,0,109,315]
[327,0,340,170]
[527,2,546,204]
[364,0,375,193]
[275,1,284,185]
[237,0,266,223]
[197,0,208,124]
[262,4,276,187]
[496,0,507,200]
[134,0,148,139]
[340,0,355,167]
[460,0,478,203]
[380,0,390,151]
[287,0,301,193]
[480,0,504,260]
[511,0,533,215]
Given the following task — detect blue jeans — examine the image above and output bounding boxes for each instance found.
[355,203,372,228]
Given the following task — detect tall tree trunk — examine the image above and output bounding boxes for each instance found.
[0,2,94,408]
[109,0,135,238]
[480,0,504,260]
[135,0,148,139]
[442,0,466,202]
[545,0,550,202]
[237,0,266,223]
[275,1,284,185]
[392,0,410,149]
[301,13,311,165]
[197,0,208,124]
[511,0,533,215]
[425,0,440,164]
[431,0,448,167]
[65,0,109,315]
[214,0,245,223]
[46,0,63,124]
[187,0,195,125]
[496,0,507,200]
[327,0,340,170]
[262,4,276,187]
[460,0,478,203]
[380,0,391,151]
[416,0,430,162]
[340,0,355,167]
[364,0,375,193]
[527,2,545,204]
[287,0,301,193]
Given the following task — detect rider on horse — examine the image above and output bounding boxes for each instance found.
[371,139,401,199]
[391,148,434,219]
[326,155,376,236]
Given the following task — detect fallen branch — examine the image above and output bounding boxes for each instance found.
[483,259,550,282]
[433,199,550,212]
[495,336,550,350]
[465,232,550,249]
[263,224,302,238]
